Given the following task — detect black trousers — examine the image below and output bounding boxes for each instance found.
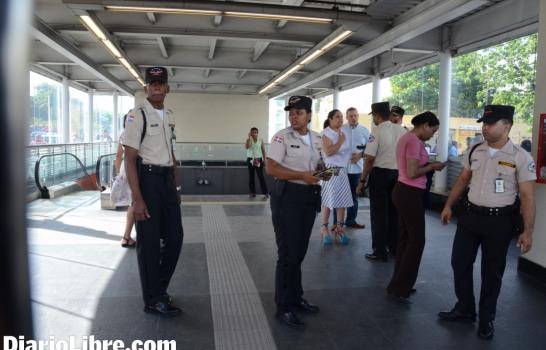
[136,169,183,305]
[368,167,399,255]
[451,210,514,322]
[388,182,425,297]
[247,157,268,195]
[270,181,320,312]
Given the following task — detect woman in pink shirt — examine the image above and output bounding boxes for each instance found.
[386,111,445,302]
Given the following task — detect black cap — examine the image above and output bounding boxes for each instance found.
[477,105,515,123]
[369,101,390,116]
[145,67,168,84]
[391,105,405,116]
[284,95,312,111]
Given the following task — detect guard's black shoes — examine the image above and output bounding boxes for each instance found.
[477,321,494,340]
[276,311,305,329]
[162,293,173,305]
[365,252,388,262]
[296,299,320,313]
[144,301,182,317]
[438,308,476,323]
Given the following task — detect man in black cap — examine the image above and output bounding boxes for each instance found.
[123,67,184,316]
[267,95,327,328]
[438,105,536,339]
[356,102,406,261]
[389,105,405,126]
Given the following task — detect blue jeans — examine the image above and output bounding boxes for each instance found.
[333,173,360,225]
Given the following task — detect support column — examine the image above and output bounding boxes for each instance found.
[372,75,381,103]
[333,88,340,110]
[521,0,546,270]
[433,50,452,193]
[86,89,94,142]
[113,90,119,141]
[61,78,70,143]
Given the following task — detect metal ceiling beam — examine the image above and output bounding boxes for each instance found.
[277,0,305,29]
[33,16,133,96]
[62,0,376,24]
[213,15,223,26]
[156,36,168,58]
[102,63,300,74]
[237,70,247,79]
[392,47,436,54]
[52,24,325,47]
[146,12,156,24]
[208,39,217,60]
[252,42,270,62]
[270,0,490,98]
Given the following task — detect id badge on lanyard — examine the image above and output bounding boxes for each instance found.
[495,176,505,193]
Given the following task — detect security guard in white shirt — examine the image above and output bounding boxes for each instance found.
[123,67,183,317]
[267,95,328,329]
[357,102,407,261]
[439,105,536,340]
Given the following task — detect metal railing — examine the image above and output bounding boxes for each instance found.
[34,152,97,198]
[27,142,117,194]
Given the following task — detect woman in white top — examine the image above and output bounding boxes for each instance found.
[245,127,269,198]
[320,110,353,245]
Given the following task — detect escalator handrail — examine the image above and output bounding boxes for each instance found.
[34,152,99,196]
[95,153,116,190]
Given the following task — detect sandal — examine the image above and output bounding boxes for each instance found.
[335,223,349,245]
[321,224,333,245]
[121,237,136,248]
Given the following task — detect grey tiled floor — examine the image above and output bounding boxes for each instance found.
[28,191,546,350]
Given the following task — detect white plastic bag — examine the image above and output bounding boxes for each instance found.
[110,160,132,206]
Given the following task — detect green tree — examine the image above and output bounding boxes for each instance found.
[388,33,537,127]
[388,63,439,115]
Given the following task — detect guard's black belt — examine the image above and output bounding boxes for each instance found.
[285,182,321,193]
[140,163,173,176]
[465,201,515,216]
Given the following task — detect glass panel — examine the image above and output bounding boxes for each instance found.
[311,94,333,132]
[69,87,88,143]
[93,94,114,143]
[29,72,62,145]
[339,83,374,130]
[451,33,537,154]
[268,98,287,140]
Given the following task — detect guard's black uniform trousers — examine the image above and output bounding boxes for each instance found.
[270,181,321,312]
[369,167,399,255]
[136,164,183,305]
[451,205,515,323]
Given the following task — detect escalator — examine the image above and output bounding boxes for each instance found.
[34,153,100,198]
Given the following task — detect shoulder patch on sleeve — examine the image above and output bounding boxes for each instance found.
[368,134,375,143]
[273,135,284,143]
[529,160,536,173]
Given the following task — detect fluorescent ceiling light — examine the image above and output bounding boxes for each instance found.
[80,15,106,41]
[104,39,122,58]
[106,5,222,16]
[300,49,324,65]
[224,11,332,23]
[259,82,276,94]
[274,64,303,84]
[79,14,144,86]
[105,6,331,23]
[321,30,353,51]
[118,57,131,69]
